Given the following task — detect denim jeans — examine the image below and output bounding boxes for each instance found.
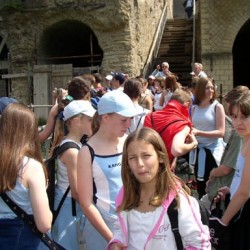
[0,217,48,250]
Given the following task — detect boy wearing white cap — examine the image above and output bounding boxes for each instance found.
[51,100,96,250]
[77,90,141,250]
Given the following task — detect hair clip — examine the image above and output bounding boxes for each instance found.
[65,95,73,101]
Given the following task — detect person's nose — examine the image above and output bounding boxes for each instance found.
[125,118,132,128]
[137,157,144,167]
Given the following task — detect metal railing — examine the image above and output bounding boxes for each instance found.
[142,1,169,78]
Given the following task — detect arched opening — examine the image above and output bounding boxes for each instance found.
[0,36,9,96]
[233,18,250,88]
[38,20,103,70]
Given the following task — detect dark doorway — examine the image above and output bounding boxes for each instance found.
[38,20,103,69]
[233,18,250,88]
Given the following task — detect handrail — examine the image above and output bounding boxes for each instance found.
[142,1,168,78]
[192,0,196,65]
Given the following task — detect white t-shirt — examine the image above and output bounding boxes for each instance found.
[127,206,163,250]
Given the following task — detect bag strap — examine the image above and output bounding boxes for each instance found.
[52,186,70,225]
[82,143,96,203]
[50,141,80,160]
[48,141,80,224]
[0,192,64,250]
[167,198,184,250]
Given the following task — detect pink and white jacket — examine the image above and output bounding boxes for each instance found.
[106,188,211,250]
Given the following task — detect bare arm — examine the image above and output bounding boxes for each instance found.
[145,95,153,112]
[77,146,113,242]
[27,160,52,233]
[159,90,166,107]
[209,165,233,179]
[60,148,79,201]
[193,103,225,138]
[221,147,250,225]
[39,104,58,142]
[171,126,198,157]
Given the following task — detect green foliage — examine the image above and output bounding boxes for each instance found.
[38,117,47,126]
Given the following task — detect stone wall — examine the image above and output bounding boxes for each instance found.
[199,0,250,94]
[0,0,168,103]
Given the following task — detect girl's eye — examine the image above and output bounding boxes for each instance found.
[128,156,135,160]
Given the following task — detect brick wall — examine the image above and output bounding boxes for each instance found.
[199,0,250,94]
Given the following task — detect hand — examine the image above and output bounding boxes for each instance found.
[214,186,230,202]
[52,88,58,98]
[192,127,199,136]
[110,242,127,250]
[186,132,198,145]
[209,217,230,249]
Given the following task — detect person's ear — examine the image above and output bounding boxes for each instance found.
[159,157,164,163]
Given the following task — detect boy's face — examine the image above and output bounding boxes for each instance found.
[231,106,250,138]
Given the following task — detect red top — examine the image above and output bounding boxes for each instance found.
[143,100,192,162]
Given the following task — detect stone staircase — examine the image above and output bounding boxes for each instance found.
[154,18,193,86]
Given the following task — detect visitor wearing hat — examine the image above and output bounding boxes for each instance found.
[0,97,17,116]
[51,100,96,250]
[104,74,113,91]
[77,90,142,250]
[111,72,126,91]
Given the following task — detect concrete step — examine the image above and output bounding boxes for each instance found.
[152,18,193,86]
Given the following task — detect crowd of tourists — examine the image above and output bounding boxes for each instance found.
[0,62,249,250]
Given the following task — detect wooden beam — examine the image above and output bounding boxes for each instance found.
[2,73,27,79]
[0,32,8,55]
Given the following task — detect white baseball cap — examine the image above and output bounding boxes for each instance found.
[97,90,144,117]
[63,100,96,121]
[105,75,113,81]
[148,75,155,80]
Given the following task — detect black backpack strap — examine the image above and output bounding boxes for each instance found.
[82,143,94,163]
[49,141,80,224]
[0,193,65,250]
[53,141,80,158]
[52,186,70,224]
[167,198,184,250]
[82,143,97,203]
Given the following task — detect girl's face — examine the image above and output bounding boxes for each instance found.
[154,81,161,91]
[107,113,132,137]
[79,115,93,137]
[127,140,160,185]
[204,81,214,100]
[231,106,250,139]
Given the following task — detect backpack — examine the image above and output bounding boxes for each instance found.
[168,198,209,250]
[45,141,80,224]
